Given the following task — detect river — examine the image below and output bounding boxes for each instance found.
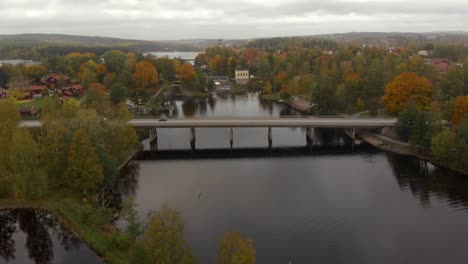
[123,93,468,264]
[4,93,468,264]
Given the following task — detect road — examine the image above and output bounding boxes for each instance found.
[20,117,396,129]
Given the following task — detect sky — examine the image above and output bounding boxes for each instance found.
[0,0,467,40]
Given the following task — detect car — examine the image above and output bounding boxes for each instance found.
[158,118,167,121]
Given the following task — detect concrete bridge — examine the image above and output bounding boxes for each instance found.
[20,117,396,152]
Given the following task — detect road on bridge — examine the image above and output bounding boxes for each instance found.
[20,117,396,129]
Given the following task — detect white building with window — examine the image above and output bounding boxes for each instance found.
[235,69,249,85]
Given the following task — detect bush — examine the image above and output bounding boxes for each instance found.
[79,204,114,227]
[109,232,132,251]
[130,242,152,264]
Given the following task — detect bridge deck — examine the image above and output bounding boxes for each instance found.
[20,117,396,128]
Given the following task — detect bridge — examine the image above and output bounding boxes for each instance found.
[20,117,396,151]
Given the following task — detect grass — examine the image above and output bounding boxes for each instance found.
[15,98,43,109]
[0,198,133,264]
[260,93,282,101]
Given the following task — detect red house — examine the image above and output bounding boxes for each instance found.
[19,106,37,117]
[24,85,47,96]
[40,74,72,88]
[61,84,83,97]
[430,58,451,76]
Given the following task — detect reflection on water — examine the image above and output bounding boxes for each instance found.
[0,209,102,264]
[387,154,468,209]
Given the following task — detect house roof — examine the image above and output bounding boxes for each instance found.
[431,58,450,65]
[61,84,83,91]
[40,74,71,83]
[24,85,47,92]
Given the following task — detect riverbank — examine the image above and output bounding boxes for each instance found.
[0,199,132,264]
[357,130,468,175]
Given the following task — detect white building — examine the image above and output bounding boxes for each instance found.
[418,50,429,57]
[235,69,249,85]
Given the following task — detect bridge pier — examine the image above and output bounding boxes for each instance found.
[268,127,272,152]
[190,127,196,152]
[306,127,314,152]
[230,128,234,151]
[149,128,158,151]
[345,128,356,152]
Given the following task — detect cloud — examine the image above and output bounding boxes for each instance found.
[0,0,466,40]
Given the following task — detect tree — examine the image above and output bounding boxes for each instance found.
[383,72,432,115]
[147,95,164,116]
[99,120,140,163]
[38,120,70,186]
[66,129,104,194]
[179,63,197,91]
[439,65,464,99]
[263,81,272,95]
[0,66,10,88]
[431,130,457,165]
[11,128,47,199]
[110,83,129,104]
[154,57,176,82]
[216,231,256,264]
[452,95,468,125]
[457,116,468,144]
[395,102,432,147]
[62,98,81,119]
[85,82,109,116]
[102,50,128,74]
[132,61,159,92]
[143,205,194,264]
[24,65,47,83]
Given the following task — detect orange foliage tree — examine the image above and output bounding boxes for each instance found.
[132,61,158,91]
[178,63,197,90]
[452,95,468,125]
[383,72,432,115]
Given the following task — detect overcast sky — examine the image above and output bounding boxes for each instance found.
[0,0,467,40]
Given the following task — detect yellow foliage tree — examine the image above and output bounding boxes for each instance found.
[66,129,103,194]
[143,205,194,264]
[383,72,432,115]
[216,231,256,264]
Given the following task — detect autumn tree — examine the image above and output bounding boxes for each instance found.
[66,129,104,194]
[79,61,98,89]
[132,61,159,92]
[179,63,197,91]
[38,120,70,186]
[452,95,468,125]
[143,205,194,264]
[24,65,47,83]
[85,82,109,116]
[383,72,432,115]
[11,128,47,199]
[0,99,20,197]
[216,231,256,264]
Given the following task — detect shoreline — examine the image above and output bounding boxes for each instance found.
[0,199,129,264]
[357,130,468,175]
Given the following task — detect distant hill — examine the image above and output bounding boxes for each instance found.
[312,31,468,46]
[0,34,203,52]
